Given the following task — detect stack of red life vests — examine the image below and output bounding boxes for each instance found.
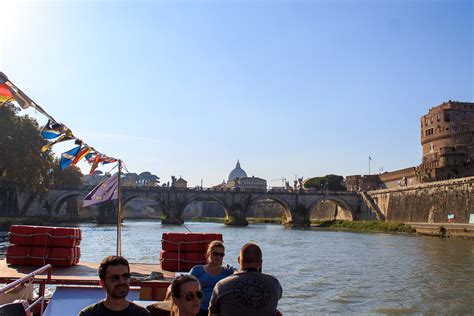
[160,232,222,272]
[6,225,81,267]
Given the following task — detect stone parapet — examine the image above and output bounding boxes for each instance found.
[367,176,474,223]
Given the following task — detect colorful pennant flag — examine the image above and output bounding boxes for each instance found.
[72,146,92,165]
[41,129,75,152]
[0,72,121,176]
[41,119,66,140]
[102,157,118,165]
[89,154,106,175]
[60,145,81,170]
[83,173,119,207]
[0,72,51,119]
[0,83,13,104]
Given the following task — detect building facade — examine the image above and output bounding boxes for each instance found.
[347,100,474,191]
[213,161,267,191]
[417,101,474,181]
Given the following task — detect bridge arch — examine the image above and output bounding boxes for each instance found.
[249,195,293,223]
[308,196,355,221]
[122,195,166,217]
[185,194,230,218]
[50,191,84,215]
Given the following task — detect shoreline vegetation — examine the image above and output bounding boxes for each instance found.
[311,220,416,234]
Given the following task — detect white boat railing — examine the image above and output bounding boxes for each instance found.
[0,263,52,316]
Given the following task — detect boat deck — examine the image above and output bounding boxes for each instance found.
[0,259,175,300]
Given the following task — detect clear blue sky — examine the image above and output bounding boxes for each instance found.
[1,0,472,187]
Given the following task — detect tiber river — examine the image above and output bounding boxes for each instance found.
[2,220,474,314]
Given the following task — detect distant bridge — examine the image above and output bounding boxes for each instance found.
[45,187,362,227]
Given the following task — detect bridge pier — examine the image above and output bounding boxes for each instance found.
[160,206,186,225]
[287,205,310,228]
[96,201,118,224]
[224,204,248,226]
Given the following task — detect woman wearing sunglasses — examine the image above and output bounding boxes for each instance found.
[147,275,202,316]
[190,241,235,316]
[169,275,202,316]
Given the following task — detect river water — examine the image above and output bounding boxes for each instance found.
[2,220,474,314]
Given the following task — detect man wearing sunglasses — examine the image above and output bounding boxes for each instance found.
[79,255,150,316]
[209,242,282,316]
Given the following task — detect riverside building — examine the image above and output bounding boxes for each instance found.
[347,100,474,191]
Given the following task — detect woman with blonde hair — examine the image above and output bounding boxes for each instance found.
[148,275,202,316]
[189,240,235,316]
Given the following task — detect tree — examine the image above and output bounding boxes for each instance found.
[51,162,83,189]
[304,174,346,191]
[0,104,55,214]
[138,171,160,187]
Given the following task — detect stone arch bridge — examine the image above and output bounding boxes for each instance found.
[47,187,362,227]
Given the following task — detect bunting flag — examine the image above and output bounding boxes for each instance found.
[102,157,118,165]
[86,152,97,164]
[41,129,75,152]
[60,145,81,170]
[40,119,66,140]
[0,72,121,176]
[89,154,107,175]
[72,146,92,165]
[83,173,119,207]
[0,83,13,104]
[0,72,51,119]
[0,72,8,84]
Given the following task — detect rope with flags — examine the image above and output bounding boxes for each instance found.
[0,71,118,175]
[1,71,126,255]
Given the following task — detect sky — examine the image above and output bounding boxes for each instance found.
[0,0,472,187]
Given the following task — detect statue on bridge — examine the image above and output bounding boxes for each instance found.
[298,177,304,190]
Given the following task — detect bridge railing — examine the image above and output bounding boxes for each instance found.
[120,186,354,195]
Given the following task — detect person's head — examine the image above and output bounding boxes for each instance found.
[206,240,225,266]
[170,275,201,316]
[238,242,262,270]
[98,255,131,299]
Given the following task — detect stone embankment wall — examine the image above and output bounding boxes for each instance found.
[367,176,474,223]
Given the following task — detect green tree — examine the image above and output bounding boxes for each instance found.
[304,174,346,191]
[51,162,83,189]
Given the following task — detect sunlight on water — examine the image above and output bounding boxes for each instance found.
[2,221,474,314]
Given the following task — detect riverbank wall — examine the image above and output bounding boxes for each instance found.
[367,176,474,224]
[408,223,474,238]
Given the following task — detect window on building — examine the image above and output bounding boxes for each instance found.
[429,142,434,152]
[444,113,450,122]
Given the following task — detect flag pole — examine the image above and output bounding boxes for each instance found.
[116,160,123,256]
[369,156,371,175]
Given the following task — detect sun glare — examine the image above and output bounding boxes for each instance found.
[1,0,38,69]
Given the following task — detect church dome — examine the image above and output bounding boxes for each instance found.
[228,160,247,181]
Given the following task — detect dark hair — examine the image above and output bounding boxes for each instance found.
[98,255,130,280]
[240,242,262,265]
[171,275,200,298]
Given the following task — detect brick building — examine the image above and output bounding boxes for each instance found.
[416,101,474,181]
[347,100,474,191]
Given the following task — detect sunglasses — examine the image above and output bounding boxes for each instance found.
[181,291,203,301]
[212,251,225,257]
[107,273,131,282]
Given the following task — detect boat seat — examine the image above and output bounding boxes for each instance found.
[0,302,27,316]
[43,286,140,316]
